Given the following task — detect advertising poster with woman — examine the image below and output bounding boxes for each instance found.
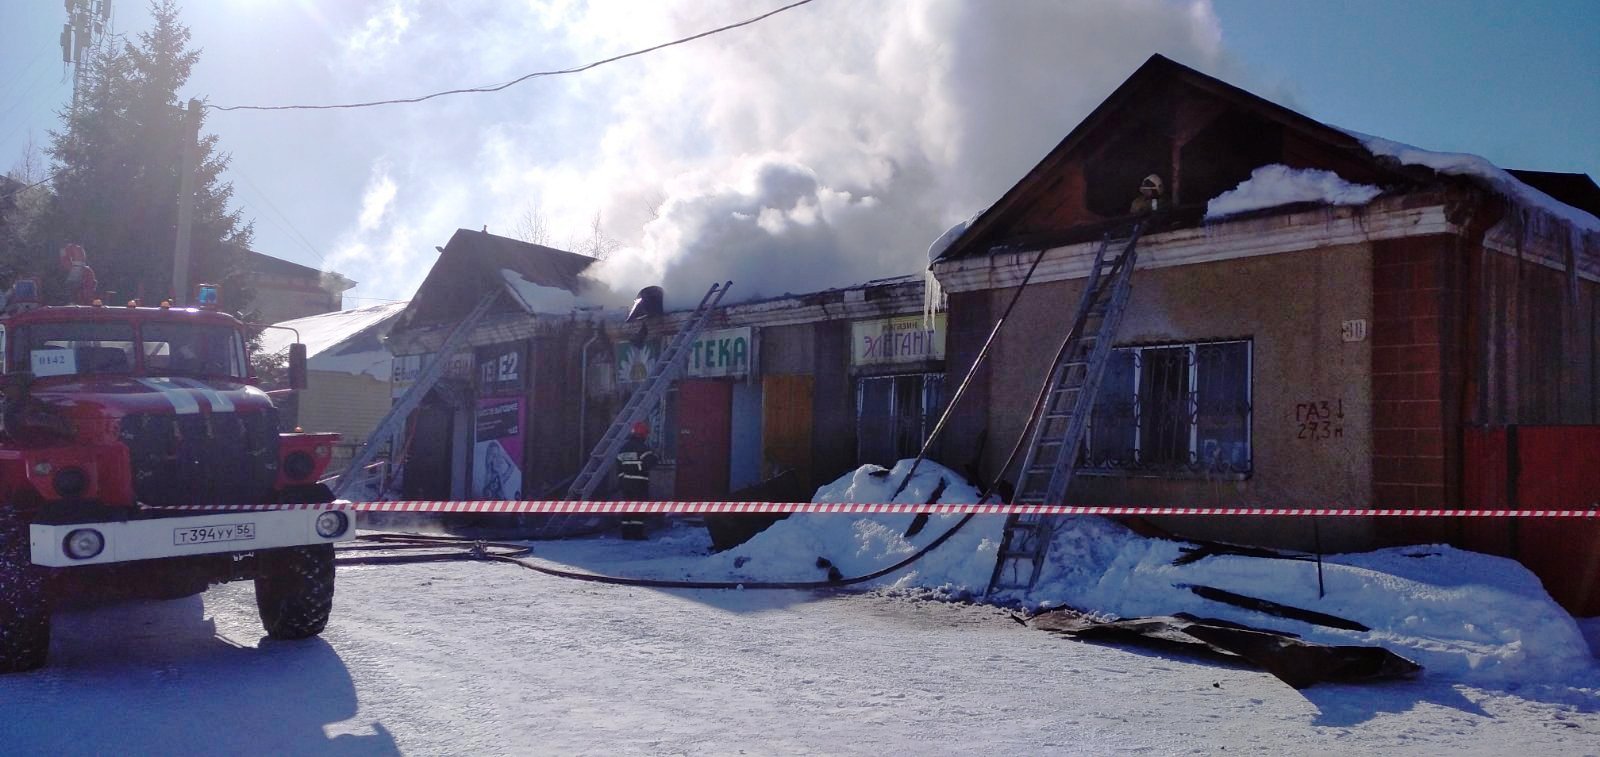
[472,398,524,500]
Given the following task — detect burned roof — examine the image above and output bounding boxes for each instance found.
[934,54,1596,262]
[391,228,597,332]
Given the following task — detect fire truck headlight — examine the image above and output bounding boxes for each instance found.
[64,528,105,560]
[53,467,89,499]
[315,511,349,539]
[283,451,315,481]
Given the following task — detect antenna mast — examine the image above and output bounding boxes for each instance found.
[61,0,114,113]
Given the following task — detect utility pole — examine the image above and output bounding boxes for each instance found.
[172,98,201,305]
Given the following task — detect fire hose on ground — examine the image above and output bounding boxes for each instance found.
[334,521,979,591]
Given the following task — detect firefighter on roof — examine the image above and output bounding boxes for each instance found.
[616,421,658,540]
[60,243,98,305]
[1129,174,1164,215]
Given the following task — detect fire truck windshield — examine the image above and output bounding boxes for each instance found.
[141,322,248,379]
[12,321,247,379]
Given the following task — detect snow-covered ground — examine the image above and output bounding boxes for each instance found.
[5,461,1598,754]
[3,525,1598,756]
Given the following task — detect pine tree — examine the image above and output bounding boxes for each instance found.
[40,0,252,310]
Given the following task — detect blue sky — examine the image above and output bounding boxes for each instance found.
[0,1,1595,305]
[1212,0,1598,177]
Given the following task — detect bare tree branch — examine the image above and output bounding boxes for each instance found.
[512,202,550,246]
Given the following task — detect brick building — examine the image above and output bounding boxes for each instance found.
[928,55,1598,608]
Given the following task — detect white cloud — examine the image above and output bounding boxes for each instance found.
[342,0,414,70]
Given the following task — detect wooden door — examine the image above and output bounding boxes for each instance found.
[402,396,454,500]
[762,374,813,481]
[675,380,732,500]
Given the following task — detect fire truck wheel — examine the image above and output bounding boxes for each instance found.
[1,510,51,674]
[254,543,335,640]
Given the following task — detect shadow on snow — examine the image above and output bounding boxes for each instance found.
[0,596,398,756]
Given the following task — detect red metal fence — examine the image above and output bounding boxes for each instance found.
[1463,426,1600,615]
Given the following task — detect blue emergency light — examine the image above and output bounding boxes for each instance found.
[10,278,40,303]
[195,284,220,308]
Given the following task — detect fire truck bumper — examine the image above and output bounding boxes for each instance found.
[29,508,355,568]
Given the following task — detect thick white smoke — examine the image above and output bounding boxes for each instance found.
[330,0,1229,306]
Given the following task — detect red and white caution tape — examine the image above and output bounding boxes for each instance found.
[141,500,1600,517]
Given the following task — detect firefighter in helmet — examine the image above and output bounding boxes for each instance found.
[616,420,658,539]
[1129,174,1164,215]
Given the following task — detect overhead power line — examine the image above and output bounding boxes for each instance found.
[208,0,820,113]
[0,167,62,201]
[232,168,329,265]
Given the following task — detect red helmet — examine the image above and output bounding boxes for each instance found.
[631,421,650,438]
[60,243,88,271]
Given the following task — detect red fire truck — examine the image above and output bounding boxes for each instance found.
[0,277,349,673]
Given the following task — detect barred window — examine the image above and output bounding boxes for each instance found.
[1083,340,1252,476]
[856,373,944,467]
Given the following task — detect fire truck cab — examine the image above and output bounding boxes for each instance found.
[0,278,351,674]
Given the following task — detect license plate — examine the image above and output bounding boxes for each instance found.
[173,523,257,546]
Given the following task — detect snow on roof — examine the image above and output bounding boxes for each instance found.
[926,209,986,263]
[500,268,583,313]
[1204,164,1382,220]
[257,301,408,380]
[1349,130,1600,234]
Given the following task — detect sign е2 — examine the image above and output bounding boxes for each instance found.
[481,351,518,385]
[476,342,526,396]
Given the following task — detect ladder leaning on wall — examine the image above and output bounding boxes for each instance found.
[986,222,1145,595]
[531,281,731,540]
[565,280,733,501]
[332,290,501,500]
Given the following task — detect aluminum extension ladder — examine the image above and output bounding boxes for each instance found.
[986,223,1144,594]
[332,290,501,499]
[565,280,733,501]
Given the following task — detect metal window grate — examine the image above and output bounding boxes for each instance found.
[1084,339,1252,476]
[855,373,945,467]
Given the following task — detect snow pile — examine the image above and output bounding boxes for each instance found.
[1352,132,1600,234]
[1580,617,1600,658]
[554,459,1594,685]
[1024,517,1596,684]
[1204,164,1382,219]
[501,269,582,313]
[706,459,1006,594]
[256,301,408,380]
[708,461,1593,683]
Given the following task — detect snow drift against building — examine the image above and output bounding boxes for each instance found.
[707,459,1007,594]
[1030,517,1594,684]
[684,461,1596,686]
[1204,164,1382,219]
